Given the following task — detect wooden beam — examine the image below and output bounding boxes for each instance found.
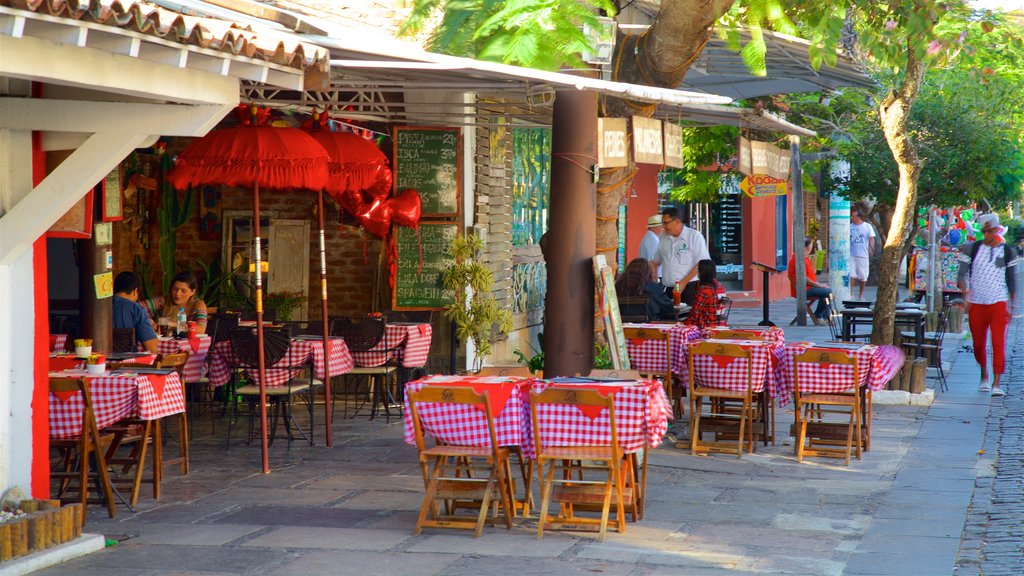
[0,99,232,136]
[0,132,149,264]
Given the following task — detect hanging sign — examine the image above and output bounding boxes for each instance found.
[738,137,791,180]
[631,116,664,165]
[663,122,683,168]
[597,118,628,168]
[740,174,788,197]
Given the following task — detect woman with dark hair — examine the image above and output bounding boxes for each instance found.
[147,271,209,334]
[615,258,675,321]
[684,259,726,328]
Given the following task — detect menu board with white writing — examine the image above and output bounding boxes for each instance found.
[392,223,458,310]
[394,127,461,217]
[715,191,743,255]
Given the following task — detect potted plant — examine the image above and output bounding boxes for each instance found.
[442,233,513,372]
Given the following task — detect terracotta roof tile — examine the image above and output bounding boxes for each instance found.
[3,0,329,72]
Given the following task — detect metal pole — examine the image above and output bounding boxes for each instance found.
[791,136,807,326]
[317,190,332,447]
[542,89,597,377]
[253,183,270,474]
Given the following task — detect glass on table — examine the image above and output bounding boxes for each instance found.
[157,317,174,338]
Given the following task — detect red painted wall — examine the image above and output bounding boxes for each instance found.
[742,192,790,301]
[624,164,659,263]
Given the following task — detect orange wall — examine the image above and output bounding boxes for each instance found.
[743,192,791,300]
[624,164,660,263]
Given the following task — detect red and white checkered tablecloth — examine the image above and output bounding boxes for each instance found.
[51,334,68,353]
[701,326,786,345]
[623,323,701,376]
[678,338,783,399]
[206,337,353,387]
[48,370,185,439]
[523,379,670,459]
[350,323,432,368]
[774,343,905,406]
[152,336,211,382]
[403,375,531,451]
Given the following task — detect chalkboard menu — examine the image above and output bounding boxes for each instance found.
[714,192,743,255]
[394,127,461,217]
[393,223,458,310]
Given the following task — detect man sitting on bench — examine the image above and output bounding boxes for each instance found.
[787,237,832,326]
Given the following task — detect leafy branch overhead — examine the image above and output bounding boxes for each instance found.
[442,233,513,370]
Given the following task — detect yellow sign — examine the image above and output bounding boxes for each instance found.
[93,272,113,299]
[740,174,787,197]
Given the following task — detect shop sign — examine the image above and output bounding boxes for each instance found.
[740,174,788,197]
[597,118,628,168]
[663,122,683,168]
[632,116,664,165]
[738,137,791,180]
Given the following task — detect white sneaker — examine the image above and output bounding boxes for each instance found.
[979,379,991,393]
[992,387,1005,397]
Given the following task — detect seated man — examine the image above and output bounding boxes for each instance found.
[787,238,832,326]
[112,271,159,354]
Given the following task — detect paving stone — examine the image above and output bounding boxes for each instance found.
[241,526,413,550]
[130,522,265,546]
[266,550,458,576]
[213,505,368,528]
[437,555,637,576]
[405,530,576,557]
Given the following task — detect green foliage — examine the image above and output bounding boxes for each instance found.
[401,0,616,70]
[663,125,739,203]
[264,291,305,321]
[157,155,193,295]
[194,258,251,310]
[442,233,514,370]
[593,343,613,369]
[513,332,544,374]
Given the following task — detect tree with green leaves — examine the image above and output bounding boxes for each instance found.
[405,0,1003,344]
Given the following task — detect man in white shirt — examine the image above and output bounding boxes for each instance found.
[849,209,876,298]
[651,207,710,306]
[639,215,662,279]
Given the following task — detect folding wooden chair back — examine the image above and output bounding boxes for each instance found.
[476,366,534,377]
[712,330,770,341]
[587,369,641,379]
[530,386,627,541]
[49,377,116,526]
[407,385,514,538]
[622,326,676,416]
[154,352,191,475]
[687,341,755,458]
[793,349,862,465]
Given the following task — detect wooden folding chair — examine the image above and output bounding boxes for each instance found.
[407,386,514,538]
[588,369,641,379]
[156,352,190,475]
[49,377,116,527]
[530,386,628,541]
[476,366,534,377]
[688,341,756,458]
[711,330,770,341]
[793,349,862,465]
[622,327,676,417]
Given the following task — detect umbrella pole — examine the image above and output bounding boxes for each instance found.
[253,182,270,474]
[318,190,332,447]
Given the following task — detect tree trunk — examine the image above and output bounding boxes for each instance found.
[594,0,735,269]
[872,49,927,345]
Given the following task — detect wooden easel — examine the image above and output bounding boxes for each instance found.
[593,255,630,370]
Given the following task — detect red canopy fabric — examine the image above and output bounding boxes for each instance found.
[306,130,392,198]
[166,125,329,191]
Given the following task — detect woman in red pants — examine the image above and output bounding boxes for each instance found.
[957,213,1018,397]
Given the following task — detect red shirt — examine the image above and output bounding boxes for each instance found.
[787,254,816,297]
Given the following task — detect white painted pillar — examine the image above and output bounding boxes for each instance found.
[828,160,851,306]
[1,249,36,491]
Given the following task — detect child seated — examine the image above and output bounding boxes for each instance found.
[684,259,726,328]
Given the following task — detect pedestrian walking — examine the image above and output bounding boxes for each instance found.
[957,213,1019,396]
[849,209,876,299]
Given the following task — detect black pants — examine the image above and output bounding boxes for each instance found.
[664,281,699,307]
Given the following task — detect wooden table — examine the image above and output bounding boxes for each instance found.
[840,308,927,356]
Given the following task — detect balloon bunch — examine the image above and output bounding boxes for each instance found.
[342,187,421,239]
[914,205,979,249]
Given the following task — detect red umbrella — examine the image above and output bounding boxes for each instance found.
[307,129,392,202]
[167,116,329,474]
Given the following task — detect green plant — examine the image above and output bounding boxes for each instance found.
[513,332,545,375]
[442,233,514,371]
[264,291,305,321]
[158,155,193,294]
[194,258,251,310]
[593,343,613,370]
[134,254,154,302]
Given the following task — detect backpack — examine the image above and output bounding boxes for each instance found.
[967,241,1017,294]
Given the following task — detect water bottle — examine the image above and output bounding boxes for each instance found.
[176,307,188,339]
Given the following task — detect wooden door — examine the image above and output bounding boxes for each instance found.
[268,219,310,320]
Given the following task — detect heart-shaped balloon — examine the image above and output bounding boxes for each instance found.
[357,198,393,238]
[365,168,393,200]
[390,188,422,229]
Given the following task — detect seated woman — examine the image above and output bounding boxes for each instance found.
[146,271,209,334]
[615,258,675,321]
[684,259,726,329]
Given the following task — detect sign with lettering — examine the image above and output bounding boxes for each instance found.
[738,137,791,180]
[631,116,664,165]
[392,223,458,310]
[740,174,788,198]
[597,118,628,167]
[394,127,461,217]
[715,188,743,254]
[663,122,683,168]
